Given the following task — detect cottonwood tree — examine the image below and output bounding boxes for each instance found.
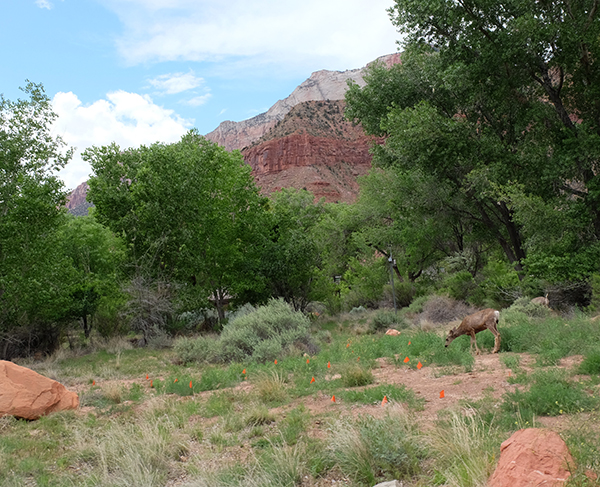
[0,82,74,356]
[85,130,267,322]
[346,0,600,282]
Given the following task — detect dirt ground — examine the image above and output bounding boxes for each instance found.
[73,352,588,487]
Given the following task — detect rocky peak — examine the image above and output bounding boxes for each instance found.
[205,53,400,151]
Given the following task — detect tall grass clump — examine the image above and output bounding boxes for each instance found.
[327,406,424,486]
[502,369,599,419]
[428,409,500,487]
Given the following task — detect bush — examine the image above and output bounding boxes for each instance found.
[174,299,316,364]
[421,296,474,324]
[369,309,409,333]
[340,364,374,387]
[173,335,221,364]
[505,297,551,319]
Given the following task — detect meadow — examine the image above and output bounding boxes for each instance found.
[2,302,600,487]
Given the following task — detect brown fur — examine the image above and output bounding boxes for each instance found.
[530,293,550,307]
[445,308,501,355]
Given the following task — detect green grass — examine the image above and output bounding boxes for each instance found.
[4,310,600,486]
[340,384,425,411]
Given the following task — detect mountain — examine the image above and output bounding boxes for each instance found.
[205,53,400,152]
[66,53,401,211]
[242,99,378,203]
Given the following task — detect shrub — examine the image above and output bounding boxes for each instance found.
[369,309,410,333]
[219,299,314,363]
[506,297,551,318]
[421,296,474,324]
[173,335,221,364]
[341,364,374,387]
[174,299,316,364]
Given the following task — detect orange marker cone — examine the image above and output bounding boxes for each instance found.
[92,380,95,386]
[274,359,278,365]
[346,343,350,348]
[306,358,310,364]
[242,368,246,374]
[381,395,388,406]
[408,341,411,345]
[174,378,178,383]
[327,361,331,368]
[146,374,149,380]
[331,395,336,402]
[440,390,445,399]
[417,361,423,370]
[357,357,360,362]
[150,380,153,388]
[310,376,315,383]
[404,356,410,363]
[189,381,193,389]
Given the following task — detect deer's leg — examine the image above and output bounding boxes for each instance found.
[470,331,480,355]
[490,327,501,354]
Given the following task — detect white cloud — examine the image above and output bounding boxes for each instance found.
[35,0,53,9]
[104,0,400,75]
[186,94,212,106]
[51,90,192,189]
[148,71,205,95]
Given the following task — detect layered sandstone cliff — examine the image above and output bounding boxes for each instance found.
[205,53,400,151]
[242,100,379,203]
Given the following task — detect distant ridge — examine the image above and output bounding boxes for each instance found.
[204,53,401,151]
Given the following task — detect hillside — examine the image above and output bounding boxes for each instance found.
[243,100,378,203]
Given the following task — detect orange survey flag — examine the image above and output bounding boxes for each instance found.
[440,390,445,399]
[150,380,153,388]
[306,358,310,364]
[403,356,410,363]
[92,380,95,386]
[408,341,411,345]
[381,395,388,406]
[331,395,336,402]
[242,368,246,374]
[417,361,423,370]
[189,381,193,389]
[274,359,278,365]
[310,376,315,383]
[174,378,178,383]
[146,374,149,380]
[346,343,350,348]
[327,361,331,368]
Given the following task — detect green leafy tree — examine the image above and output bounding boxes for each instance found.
[347,0,600,282]
[0,82,74,356]
[85,130,266,322]
[257,188,326,312]
[57,215,126,338]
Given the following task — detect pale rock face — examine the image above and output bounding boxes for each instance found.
[0,360,79,420]
[205,53,400,151]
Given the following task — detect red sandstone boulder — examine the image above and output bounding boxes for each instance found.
[0,360,79,420]
[489,428,574,487]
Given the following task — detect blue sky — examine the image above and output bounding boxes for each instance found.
[2,0,400,189]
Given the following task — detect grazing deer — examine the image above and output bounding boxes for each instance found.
[531,293,550,307]
[445,308,501,355]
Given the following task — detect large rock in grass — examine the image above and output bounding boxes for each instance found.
[488,428,574,487]
[0,360,79,420]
